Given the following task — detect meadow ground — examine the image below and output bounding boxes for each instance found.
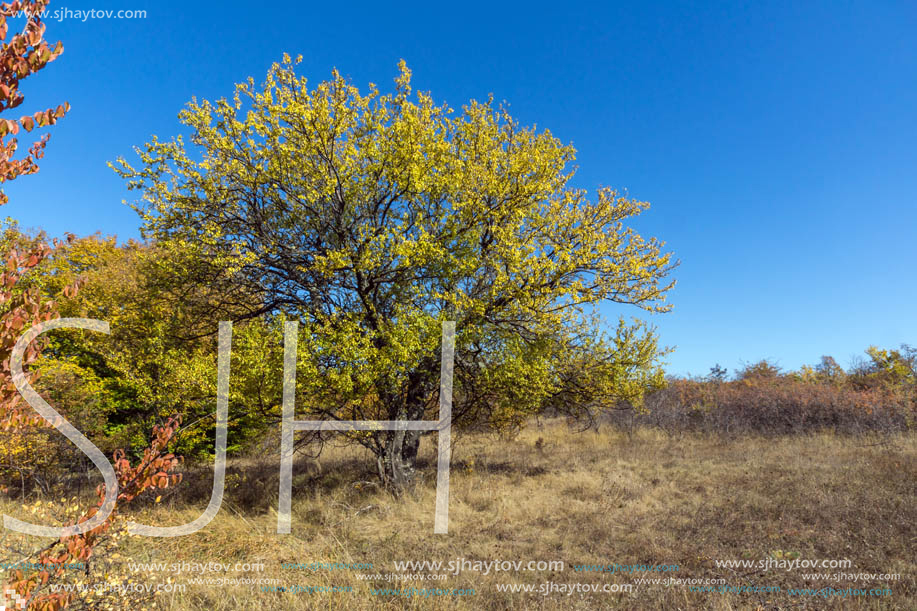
[2,421,914,610]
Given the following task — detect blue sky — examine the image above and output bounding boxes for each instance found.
[4,0,915,377]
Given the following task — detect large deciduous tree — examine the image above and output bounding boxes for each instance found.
[113,56,676,490]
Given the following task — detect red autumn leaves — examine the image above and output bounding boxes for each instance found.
[0,0,68,202]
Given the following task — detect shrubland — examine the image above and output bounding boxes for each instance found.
[0,5,912,608]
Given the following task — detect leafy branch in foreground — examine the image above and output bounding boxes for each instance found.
[0,0,69,203]
[0,241,183,611]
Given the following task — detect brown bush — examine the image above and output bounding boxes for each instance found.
[611,375,914,436]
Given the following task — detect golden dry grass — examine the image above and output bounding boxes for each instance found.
[3,421,915,610]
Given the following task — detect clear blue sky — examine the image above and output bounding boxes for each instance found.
[5,1,915,377]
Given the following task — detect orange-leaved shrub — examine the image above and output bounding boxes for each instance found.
[613,356,915,436]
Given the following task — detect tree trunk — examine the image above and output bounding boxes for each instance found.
[376,364,436,493]
[377,429,417,493]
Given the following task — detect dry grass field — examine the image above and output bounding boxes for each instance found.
[3,421,915,610]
